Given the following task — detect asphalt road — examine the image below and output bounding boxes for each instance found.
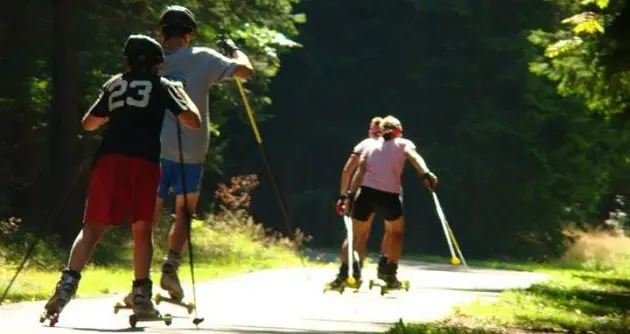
[0,257,547,333]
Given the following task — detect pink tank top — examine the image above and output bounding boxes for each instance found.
[352,137,382,155]
[360,137,416,194]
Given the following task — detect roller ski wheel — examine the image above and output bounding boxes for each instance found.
[378,280,411,296]
[128,312,173,328]
[39,311,60,327]
[323,283,345,294]
[155,293,195,314]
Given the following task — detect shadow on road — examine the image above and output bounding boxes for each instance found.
[208,326,379,334]
[59,326,141,333]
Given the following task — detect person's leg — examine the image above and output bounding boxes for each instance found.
[329,188,373,286]
[350,215,372,281]
[356,212,375,261]
[378,191,401,273]
[160,161,203,300]
[168,192,199,252]
[153,158,172,231]
[130,220,159,318]
[45,155,115,314]
[380,192,405,287]
[378,222,392,279]
[129,157,161,318]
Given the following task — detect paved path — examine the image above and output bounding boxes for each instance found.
[0,259,547,333]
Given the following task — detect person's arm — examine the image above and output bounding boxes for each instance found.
[81,89,109,131]
[163,80,202,129]
[340,154,360,195]
[405,148,431,176]
[348,155,367,195]
[221,39,253,79]
[205,40,253,83]
[405,147,438,190]
[229,49,254,79]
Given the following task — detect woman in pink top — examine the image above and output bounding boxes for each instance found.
[329,117,383,289]
[347,116,438,288]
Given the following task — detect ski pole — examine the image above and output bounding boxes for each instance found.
[343,215,356,285]
[431,192,468,268]
[175,119,204,326]
[446,221,467,268]
[233,79,309,269]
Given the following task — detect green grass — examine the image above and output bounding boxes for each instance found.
[0,215,311,304]
[0,259,299,303]
[389,267,630,333]
[388,246,630,333]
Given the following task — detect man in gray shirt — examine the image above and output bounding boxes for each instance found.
[123,5,253,305]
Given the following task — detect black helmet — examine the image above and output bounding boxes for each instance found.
[159,5,197,31]
[123,34,165,70]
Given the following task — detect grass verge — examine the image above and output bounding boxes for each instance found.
[0,174,314,304]
[387,228,630,333]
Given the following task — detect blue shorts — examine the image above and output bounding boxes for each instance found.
[158,159,204,199]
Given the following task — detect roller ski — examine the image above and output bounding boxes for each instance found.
[39,270,80,327]
[324,214,364,294]
[153,257,195,313]
[155,293,195,314]
[368,262,410,296]
[124,280,172,328]
[323,260,363,294]
[113,293,133,314]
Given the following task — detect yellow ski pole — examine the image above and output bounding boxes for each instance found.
[431,191,468,268]
[234,79,262,144]
[233,79,308,269]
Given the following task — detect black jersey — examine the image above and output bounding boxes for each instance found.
[88,72,190,163]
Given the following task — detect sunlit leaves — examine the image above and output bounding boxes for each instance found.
[562,12,604,34]
[545,37,584,58]
[579,0,610,9]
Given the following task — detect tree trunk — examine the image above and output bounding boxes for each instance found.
[51,0,82,244]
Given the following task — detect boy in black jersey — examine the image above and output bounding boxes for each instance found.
[42,34,201,321]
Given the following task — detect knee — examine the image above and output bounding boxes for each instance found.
[388,223,404,239]
[132,221,153,234]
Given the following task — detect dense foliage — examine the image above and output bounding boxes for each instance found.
[0,0,303,243]
[4,0,630,260]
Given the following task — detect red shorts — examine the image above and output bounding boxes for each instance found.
[84,154,160,226]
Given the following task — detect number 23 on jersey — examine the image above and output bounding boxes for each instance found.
[108,80,153,111]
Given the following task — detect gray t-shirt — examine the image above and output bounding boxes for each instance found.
[159,46,238,164]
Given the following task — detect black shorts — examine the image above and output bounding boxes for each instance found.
[351,186,403,221]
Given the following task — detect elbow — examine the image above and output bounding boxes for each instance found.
[81,118,99,131]
[234,64,253,80]
[179,113,201,129]
[182,118,201,129]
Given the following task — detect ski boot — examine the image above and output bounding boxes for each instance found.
[377,262,410,296]
[154,252,194,313]
[128,279,172,328]
[323,261,362,294]
[369,255,388,290]
[39,270,80,327]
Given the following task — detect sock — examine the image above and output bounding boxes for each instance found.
[163,250,182,273]
[133,278,152,287]
[63,269,82,280]
[166,250,182,262]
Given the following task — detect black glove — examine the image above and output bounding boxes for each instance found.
[335,194,347,216]
[421,172,438,191]
[218,38,239,56]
